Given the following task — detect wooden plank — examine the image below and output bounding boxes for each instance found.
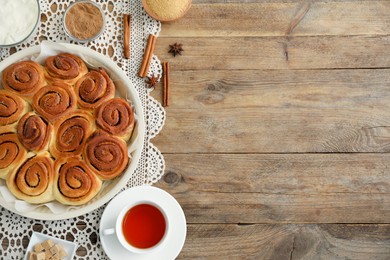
[193,0,384,3]
[156,154,390,223]
[162,2,390,37]
[151,69,390,153]
[155,35,390,70]
[158,153,390,195]
[177,224,390,259]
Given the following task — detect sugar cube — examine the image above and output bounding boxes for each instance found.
[33,243,44,253]
[29,251,45,260]
[44,250,53,259]
[58,247,68,258]
[49,244,61,255]
[42,239,55,250]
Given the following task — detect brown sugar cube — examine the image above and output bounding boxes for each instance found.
[29,251,45,260]
[44,250,54,259]
[33,243,44,252]
[41,239,55,250]
[58,247,68,258]
[49,244,61,255]
[35,252,46,260]
[27,251,34,260]
[50,255,60,260]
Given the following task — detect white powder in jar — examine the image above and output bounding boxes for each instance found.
[0,0,39,45]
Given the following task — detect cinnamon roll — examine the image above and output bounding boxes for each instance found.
[45,53,88,85]
[0,132,28,179]
[96,98,135,142]
[83,131,129,180]
[0,90,29,126]
[17,112,52,152]
[50,110,95,159]
[32,81,76,122]
[7,152,54,204]
[1,61,46,99]
[74,68,115,110]
[54,157,102,205]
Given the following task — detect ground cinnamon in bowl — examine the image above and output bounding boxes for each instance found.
[64,1,105,42]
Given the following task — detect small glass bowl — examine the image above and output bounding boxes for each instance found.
[63,0,106,43]
[0,0,41,47]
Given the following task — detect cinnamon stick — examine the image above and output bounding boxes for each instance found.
[162,62,170,107]
[123,14,131,59]
[138,34,157,77]
[163,62,167,106]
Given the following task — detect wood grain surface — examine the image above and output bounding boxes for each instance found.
[179,224,390,259]
[163,2,390,37]
[158,154,390,223]
[155,36,390,70]
[152,0,390,259]
[151,69,390,153]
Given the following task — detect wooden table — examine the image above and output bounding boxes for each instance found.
[151,0,390,258]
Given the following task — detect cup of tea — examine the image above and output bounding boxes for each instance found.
[102,200,169,253]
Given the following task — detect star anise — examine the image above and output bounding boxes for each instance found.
[168,43,183,57]
[145,74,159,88]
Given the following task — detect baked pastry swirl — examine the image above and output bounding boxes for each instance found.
[0,90,28,126]
[7,152,54,204]
[83,131,129,180]
[2,61,46,99]
[50,110,95,159]
[54,157,102,205]
[74,68,115,110]
[45,53,88,84]
[17,112,52,152]
[96,98,134,142]
[32,81,76,122]
[0,132,28,179]
[0,52,137,206]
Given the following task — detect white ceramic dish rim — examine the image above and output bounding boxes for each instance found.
[0,43,145,220]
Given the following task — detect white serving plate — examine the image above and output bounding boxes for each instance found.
[0,42,145,220]
[24,232,77,260]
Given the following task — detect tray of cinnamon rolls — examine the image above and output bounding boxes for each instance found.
[0,42,144,220]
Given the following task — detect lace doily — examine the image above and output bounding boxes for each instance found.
[0,0,165,258]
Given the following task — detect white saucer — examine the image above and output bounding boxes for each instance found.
[99,186,187,260]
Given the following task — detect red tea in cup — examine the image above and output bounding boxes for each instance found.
[122,204,166,249]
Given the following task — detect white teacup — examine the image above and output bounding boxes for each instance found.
[102,200,170,254]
